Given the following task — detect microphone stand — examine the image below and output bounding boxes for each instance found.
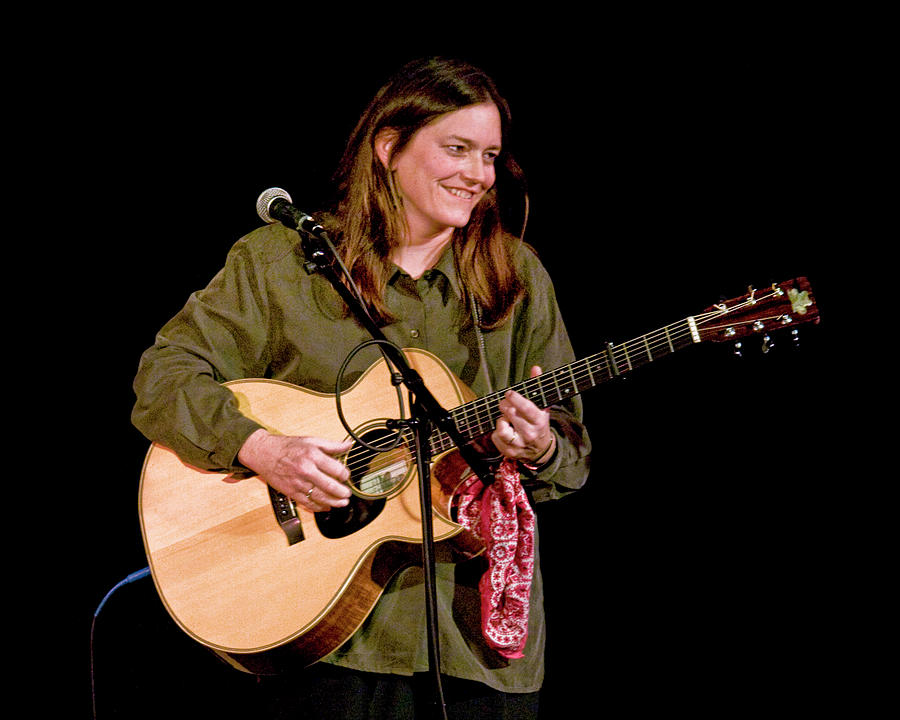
[295,221,495,719]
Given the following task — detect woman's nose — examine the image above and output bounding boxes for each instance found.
[461,153,490,185]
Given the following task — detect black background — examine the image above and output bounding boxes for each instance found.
[37,22,848,718]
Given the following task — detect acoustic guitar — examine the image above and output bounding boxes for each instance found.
[139,277,819,674]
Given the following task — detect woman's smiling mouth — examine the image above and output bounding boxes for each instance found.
[444,186,476,200]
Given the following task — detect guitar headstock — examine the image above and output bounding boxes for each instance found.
[696,277,820,344]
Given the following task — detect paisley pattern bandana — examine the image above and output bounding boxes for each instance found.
[456,459,535,659]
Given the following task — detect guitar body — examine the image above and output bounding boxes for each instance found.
[139,349,482,674]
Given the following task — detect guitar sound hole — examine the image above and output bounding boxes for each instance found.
[345,426,413,499]
[314,425,411,540]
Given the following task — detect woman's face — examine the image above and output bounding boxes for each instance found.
[384,102,502,241]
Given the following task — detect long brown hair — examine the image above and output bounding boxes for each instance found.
[322,57,527,329]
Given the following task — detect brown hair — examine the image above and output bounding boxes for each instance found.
[322,57,527,329]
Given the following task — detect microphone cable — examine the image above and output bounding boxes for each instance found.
[90,567,151,719]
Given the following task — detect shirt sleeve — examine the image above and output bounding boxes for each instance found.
[512,248,592,503]
[131,236,272,473]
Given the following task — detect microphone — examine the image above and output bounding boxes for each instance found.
[256,187,325,237]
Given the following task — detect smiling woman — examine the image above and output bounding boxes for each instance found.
[322,56,528,331]
[131,55,591,719]
[374,102,503,275]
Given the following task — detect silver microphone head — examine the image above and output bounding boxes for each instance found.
[256,187,292,223]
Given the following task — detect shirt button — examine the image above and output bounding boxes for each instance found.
[409,329,420,338]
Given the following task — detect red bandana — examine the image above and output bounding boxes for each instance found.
[456,459,536,659]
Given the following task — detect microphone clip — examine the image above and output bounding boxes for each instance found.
[256,187,334,275]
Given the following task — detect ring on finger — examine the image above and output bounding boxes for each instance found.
[306,486,315,500]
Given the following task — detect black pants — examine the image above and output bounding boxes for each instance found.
[259,664,540,720]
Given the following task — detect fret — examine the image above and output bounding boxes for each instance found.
[554,366,576,400]
[621,334,659,370]
[642,334,654,362]
[478,396,497,434]
[550,370,563,401]
[536,375,549,406]
[621,343,634,371]
[521,376,544,406]
[459,405,475,440]
[584,356,596,386]
[568,364,578,394]
[663,325,675,353]
[451,401,484,443]
[430,429,450,455]
[478,396,494,432]
[572,358,595,393]
[522,374,548,408]
[448,408,467,442]
[586,353,612,387]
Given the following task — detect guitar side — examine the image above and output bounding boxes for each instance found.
[139,349,473,672]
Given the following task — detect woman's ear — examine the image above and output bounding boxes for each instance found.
[374,128,399,169]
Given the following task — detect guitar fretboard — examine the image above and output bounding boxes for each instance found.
[429,316,700,455]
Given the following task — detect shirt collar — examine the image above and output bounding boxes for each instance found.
[387,245,464,300]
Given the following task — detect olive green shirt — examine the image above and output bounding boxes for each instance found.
[132,222,591,692]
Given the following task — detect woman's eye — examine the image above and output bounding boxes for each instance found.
[444,144,499,163]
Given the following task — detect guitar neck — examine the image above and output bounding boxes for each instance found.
[429,316,700,455]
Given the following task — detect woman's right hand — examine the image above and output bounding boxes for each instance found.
[237,429,353,511]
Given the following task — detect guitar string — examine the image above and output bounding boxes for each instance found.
[338,290,787,478]
[446,311,712,433]
[343,318,771,475]
[338,322,699,478]
[275,290,795,492]
[342,298,772,471]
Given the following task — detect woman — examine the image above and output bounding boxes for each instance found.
[133,56,591,718]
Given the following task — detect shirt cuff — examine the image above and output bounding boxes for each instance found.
[214,415,266,476]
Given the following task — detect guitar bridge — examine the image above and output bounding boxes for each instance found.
[269,486,304,545]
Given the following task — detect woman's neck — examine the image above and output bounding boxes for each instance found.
[391,229,454,279]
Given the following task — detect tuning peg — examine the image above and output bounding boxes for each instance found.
[762,334,774,354]
[791,327,800,349]
[733,341,743,358]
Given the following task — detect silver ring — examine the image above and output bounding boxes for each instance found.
[306,486,315,500]
[508,429,518,444]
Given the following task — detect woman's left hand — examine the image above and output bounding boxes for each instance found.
[492,365,556,465]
